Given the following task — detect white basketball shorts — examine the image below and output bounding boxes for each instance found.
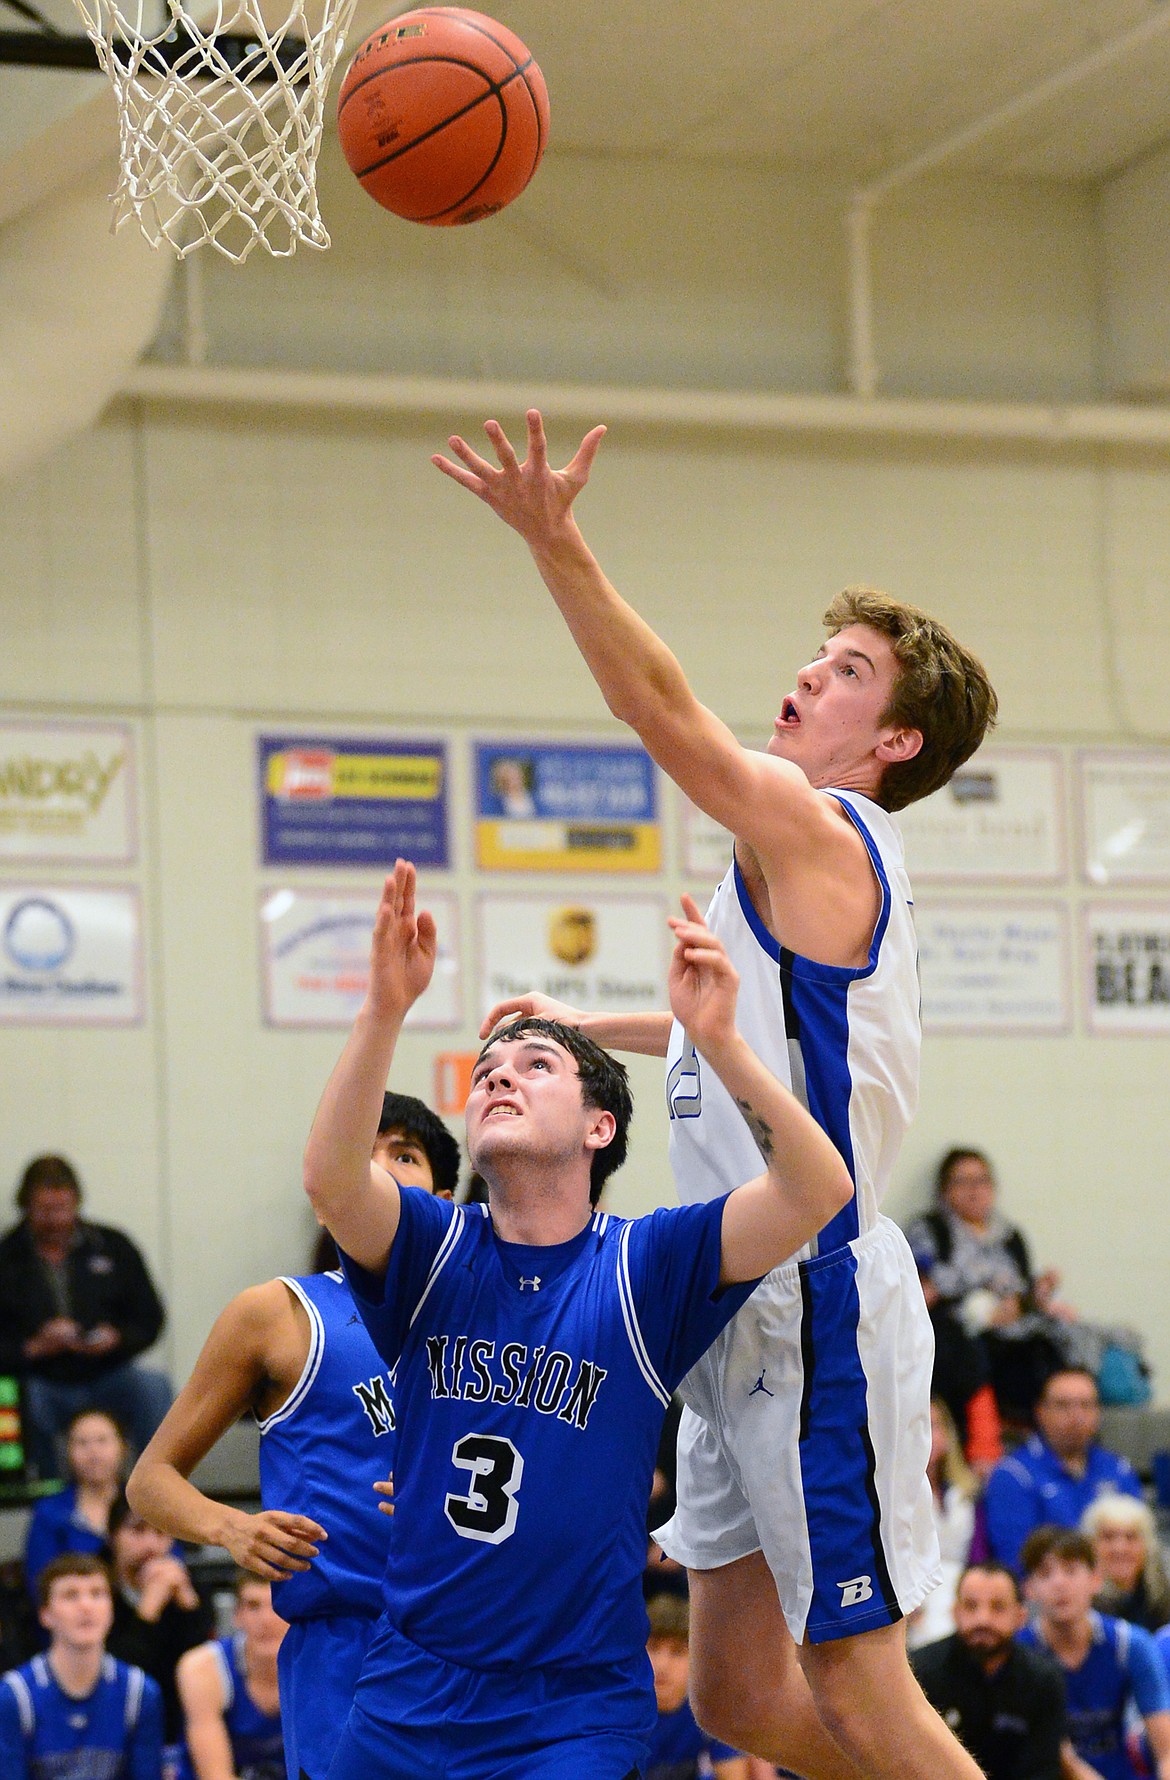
[655,1215,941,1645]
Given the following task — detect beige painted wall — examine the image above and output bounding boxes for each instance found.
[2,401,1168,1396]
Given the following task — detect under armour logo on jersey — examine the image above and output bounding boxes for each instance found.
[519,1275,541,1291]
[837,1575,874,1608]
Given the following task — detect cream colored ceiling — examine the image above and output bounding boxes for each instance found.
[2,0,1170,236]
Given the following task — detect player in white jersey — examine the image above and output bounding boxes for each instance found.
[434,411,998,1780]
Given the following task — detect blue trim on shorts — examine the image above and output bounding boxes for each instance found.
[797,1243,902,1644]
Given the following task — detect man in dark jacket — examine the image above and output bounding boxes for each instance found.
[912,1561,1067,1780]
[0,1154,172,1479]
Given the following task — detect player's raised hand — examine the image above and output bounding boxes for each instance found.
[432,409,606,547]
[668,895,739,1052]
[479,989,585,1039]
[368,860,437,1022]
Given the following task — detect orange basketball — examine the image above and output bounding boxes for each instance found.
[336,7,549,225]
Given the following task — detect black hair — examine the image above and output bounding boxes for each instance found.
[309,1227,339,1273]
[105,1490,141,1541]
[474,1016,632,1206]
[957,1560,1020,1601]
[17,1154,82,1211]
[934,1147,992,1198]
[378,1092,461,1199]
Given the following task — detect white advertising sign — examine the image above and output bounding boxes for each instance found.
[1084,904,1170,1036]
[0,721,136,864]
[0,885,143,1025]
[897,748,1065,883]
[916,900,1070,1034]
[680,797,734,885]
[478,893,668,1017]
[1079,751,1170,885]
[260,886,461,1029]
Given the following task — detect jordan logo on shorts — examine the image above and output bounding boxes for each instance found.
[837,1575,874,1608]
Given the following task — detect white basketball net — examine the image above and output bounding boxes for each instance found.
[70,0,360,261]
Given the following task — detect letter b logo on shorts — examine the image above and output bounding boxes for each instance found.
[837,1575,874,1609]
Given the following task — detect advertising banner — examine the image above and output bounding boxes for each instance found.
[474,740,660,872]
[0,721,136,864]
[0,885,143,1025]
[897,747,1065,883]
[478,893,668,1015]
[259,735,449,869]
[916,899,1070,1034]
[260,886,461,1029]
[1084,904,1170,1035]
[1079,751,1170,885]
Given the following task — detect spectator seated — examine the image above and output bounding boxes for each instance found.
[22,1409,126,1603]
[1083,1493,1170,1634]
[644,1593,746,1780]
[0,1155,173,1481]
[984,1368,1143,1576]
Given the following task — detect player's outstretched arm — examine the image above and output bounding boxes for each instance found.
[303,860,436,1273]
[478,989,672,1057]
[127,1285,326,1582]
[432,411,827,865]
[666,897,853,1286]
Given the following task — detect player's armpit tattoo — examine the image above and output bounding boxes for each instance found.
[734,1097,775,1161]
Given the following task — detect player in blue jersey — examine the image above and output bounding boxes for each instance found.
[435,410,997,1780]
[0,1551,164,1780]
[177,1574,287,1780]
[1019,1526,1170,1780]
[303,858,854,1780]
[127,1092,459,1780]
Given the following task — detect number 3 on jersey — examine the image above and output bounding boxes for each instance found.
[444,1433,524,1545]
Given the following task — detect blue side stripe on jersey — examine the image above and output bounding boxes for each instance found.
[258,1277,326,1433]
[408,1205,466,1331]
[797,1250,901,1634]
[616,1223,671,1408]
[786,967,859,1250]
[4,1668,33,1736]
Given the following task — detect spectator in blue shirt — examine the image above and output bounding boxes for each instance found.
[1019,1526,1170,1780]
[645,1593,747,1780]
[984,1369,1142,1575]
[0,1551,164,1780]
[23,1409,126,1601]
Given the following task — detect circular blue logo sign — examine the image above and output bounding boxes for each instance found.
[5,898,76,971]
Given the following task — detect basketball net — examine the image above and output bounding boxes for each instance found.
[69,0,360,261]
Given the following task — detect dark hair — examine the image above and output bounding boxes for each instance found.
[935,1147,992,1198]
[1020,1525,1097,1578]
[310,1227,339,1273]
[1037,1366,1099,1403]
[957,1560,1020,1601]
[233,1568,271,1597]
[106,1489,145,1541]
[17,1154,82,1211]
[645,1592,690,1643]
[66,1407,127,1447]
[822,588,998,811]
[37,1551,111,1609]
[378,1092,461,1199]
[473,1017,632,1205]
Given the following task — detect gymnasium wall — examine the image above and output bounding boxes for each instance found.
[2,147,1169,1393]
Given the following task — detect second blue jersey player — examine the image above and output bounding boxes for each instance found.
[127,1093,460,1780]
[303,859,854,1780]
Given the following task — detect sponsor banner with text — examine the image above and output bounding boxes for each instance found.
[259,734,449,869]
[477,892,668,1016]
[260,885,461,1028]
[474,741,660,872]
[0,885,143,1025]
[0,721,136,864]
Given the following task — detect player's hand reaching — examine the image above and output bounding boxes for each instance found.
[220,1506,327,1583]
[668,895,739,1053]
[367,860,437,1024]
[479,990,585,1040]
[432,409,606,550]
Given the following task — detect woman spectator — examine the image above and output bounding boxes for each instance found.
[1083,1494,1170,1633]
[23,1408,126,1600]
[906,1398,985,1650]
[906,1148,1081,1423]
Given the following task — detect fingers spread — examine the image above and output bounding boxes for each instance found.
[484,419,520,472]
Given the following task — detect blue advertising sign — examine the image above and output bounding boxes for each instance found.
[259,735,449,869]
[474,740,660,872]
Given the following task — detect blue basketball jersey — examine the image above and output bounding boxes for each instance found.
[343,1188,757,1677]
[210,1635,285,1780]
[1019,1613,1170,1780]
[258,1271,395,1622]
[0,1653,163,1780]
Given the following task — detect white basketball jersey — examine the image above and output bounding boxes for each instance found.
[666,789,919,1255]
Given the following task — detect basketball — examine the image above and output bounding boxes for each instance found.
[336,7,549,225]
